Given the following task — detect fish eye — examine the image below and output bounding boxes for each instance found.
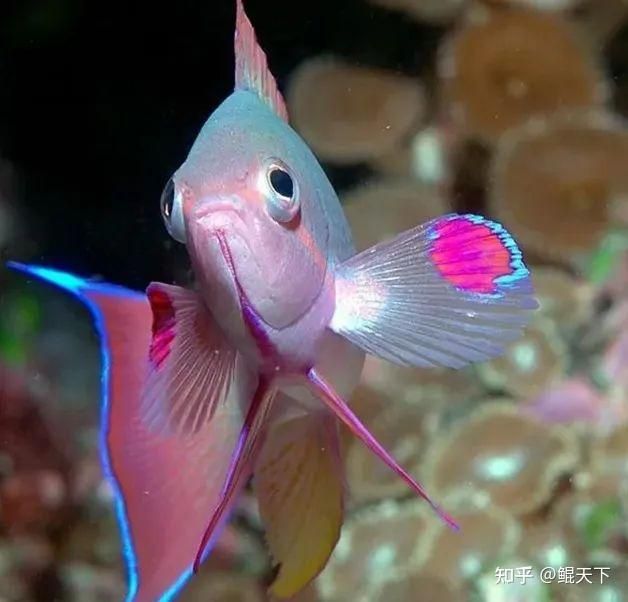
[161,178,174,220]
[160,177,186,243]
[269,167,294,199]
[262,159,300,223]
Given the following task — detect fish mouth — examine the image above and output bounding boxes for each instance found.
[192,200,264,326]
[212,231,259,319]
[195,202,243,226]
[212,230,241,293]
[212,230,275,355]
[193,202,250,297]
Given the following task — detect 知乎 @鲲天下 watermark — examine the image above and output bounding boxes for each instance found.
[495,566,610,585]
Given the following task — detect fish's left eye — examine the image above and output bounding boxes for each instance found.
[269,167,294,199]
[262,159,300,223]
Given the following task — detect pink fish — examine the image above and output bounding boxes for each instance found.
[8,1,538,599]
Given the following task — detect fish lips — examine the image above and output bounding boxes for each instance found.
[188,204,251,306]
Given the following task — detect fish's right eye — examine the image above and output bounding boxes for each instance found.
[161,178,175,219]
[160,177,186,243]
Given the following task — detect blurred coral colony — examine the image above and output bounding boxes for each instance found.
[2,1,628,601]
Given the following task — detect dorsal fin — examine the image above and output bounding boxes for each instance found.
[235,0,289,122]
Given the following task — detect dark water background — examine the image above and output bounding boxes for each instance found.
[0,0,443,286]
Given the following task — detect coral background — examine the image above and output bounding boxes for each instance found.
[1,0,628,600]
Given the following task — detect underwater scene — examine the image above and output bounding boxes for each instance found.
[1,0,628,600]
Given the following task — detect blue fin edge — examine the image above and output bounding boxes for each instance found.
[6,262,192,602]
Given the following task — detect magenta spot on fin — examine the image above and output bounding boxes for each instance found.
[428,214,528,295]
[147,287,176,369]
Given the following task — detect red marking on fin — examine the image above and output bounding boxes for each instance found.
[235,0,288,121]
[142,282,238,436]
[307,368,459,532]
[7,264,263,599]
[429,215,519,294]
[147,287,176,369]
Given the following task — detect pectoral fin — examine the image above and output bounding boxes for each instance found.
[330,214,538,368]
[141,282,237,436]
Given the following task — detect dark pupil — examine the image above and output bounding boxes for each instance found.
[161,178,175,218]
[269,168,294,199]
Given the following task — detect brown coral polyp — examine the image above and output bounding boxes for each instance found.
[287,58,425,165]
[489,111,628,262]
[316,500,432,601]
[531,267,594,334]
[478,319,567,399]
[424,403,579,514]
[346,402,438,505]
[416,492,521,585]
[439,8,606,142]
[357,355,483,408]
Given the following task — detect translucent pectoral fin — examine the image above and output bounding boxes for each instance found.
[141,282,237,436]
[331,214,538,369]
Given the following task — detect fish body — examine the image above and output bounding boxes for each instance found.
[7,1,538,600]
[178,89,354,374]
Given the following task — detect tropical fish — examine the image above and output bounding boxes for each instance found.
[7,1,538,600]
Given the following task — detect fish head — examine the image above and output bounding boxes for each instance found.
[161,89,331,331]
